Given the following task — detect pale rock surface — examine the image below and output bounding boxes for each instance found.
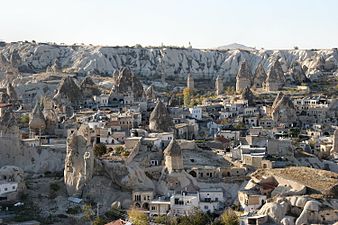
[252,63,267,89]
[64,125,94,196]
[149,100,174,132]
[80,76,101,98]
[271,92,298,125]
[53,76,83,106]
[110,67,144,101]
[258,199,289,222]
[2,42,337,81]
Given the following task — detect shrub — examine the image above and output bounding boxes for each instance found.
[114,146,124,155]
[128,208,148,225]
[93,216,106,225]
[94,143,107,157]
[66,206,82,215]
[220,209,239,225]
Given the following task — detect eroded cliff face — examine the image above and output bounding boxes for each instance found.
[1,42,337,81]
[64,125,94,196]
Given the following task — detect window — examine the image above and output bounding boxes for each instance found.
[12,186,15,190]
[204,205,209,209]
[215,198,218,202]
[151,206,156,210]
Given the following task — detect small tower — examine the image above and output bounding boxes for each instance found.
[215,75,224,96]
[164,139,183,174]
[187,73,194,90]
[333,129,338,154]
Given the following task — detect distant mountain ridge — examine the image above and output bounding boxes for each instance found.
[217,43,255,51]
[0,41,337,82]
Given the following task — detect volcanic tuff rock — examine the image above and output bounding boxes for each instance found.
[252,63,267,89]
[264,61,284,91]
[1,42,337,81]
[110,67,145,101]
[241,86,255,106]
[271,92,298,125]
[42,96,58,135]
[80,76,101,98]
[149,100,174,132]
[6,82,17,102]
[289,61,309,84]
[236,61,252,92]
[29,101,46,131]
[145,85,156,100]
[64,125,94,196]
[53,76,83,105]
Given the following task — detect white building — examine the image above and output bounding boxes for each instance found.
[217,130,240,141]
[199,188,224,213]
[189,107,202,120]
[238,190,267,212]
[170,192,199,216]
[149,197,171,216]
[0,181,18,201]
[94,95,109,107]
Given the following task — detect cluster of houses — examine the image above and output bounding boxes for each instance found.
[0,62,337,225]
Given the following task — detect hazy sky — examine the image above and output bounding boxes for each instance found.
[1,0,338,49]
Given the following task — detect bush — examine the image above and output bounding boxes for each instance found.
[93,216,106,225]
[114,146,124,155]
[20,114,29,124]
[49,182,60,199]
[128,208,148,225]
[94,143,107,157]
[66,206,82,215]
[220,209,239,225]
[50,183,60,192]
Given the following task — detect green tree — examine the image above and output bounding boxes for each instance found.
[128,208,148,225]
[82,204,93,221]
[220,209,239,225]
[178,209,211,225]
[183,87,192,107]
[93,216,106,225]
[20,114,30,124]
[114,146,124,155]
[94,143,107,157]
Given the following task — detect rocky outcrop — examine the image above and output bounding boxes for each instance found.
[265,59,285,91]
[271,92,298,126]
[101,161,154,191]
[241,87,255,106]
[80,76,101,98]
[236,61,252,93]
[64,125,94,196]
[289,61,309,84]
[29,101,46,131]
[258,198,290,222]
[42,96,58,135]
[149,100,174,132]
[6,82,18,102]
[2,42,337,81]
[53,76,83,106]
[252,63,267,89]
[110,67,144,101]
[145,85,156,100]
